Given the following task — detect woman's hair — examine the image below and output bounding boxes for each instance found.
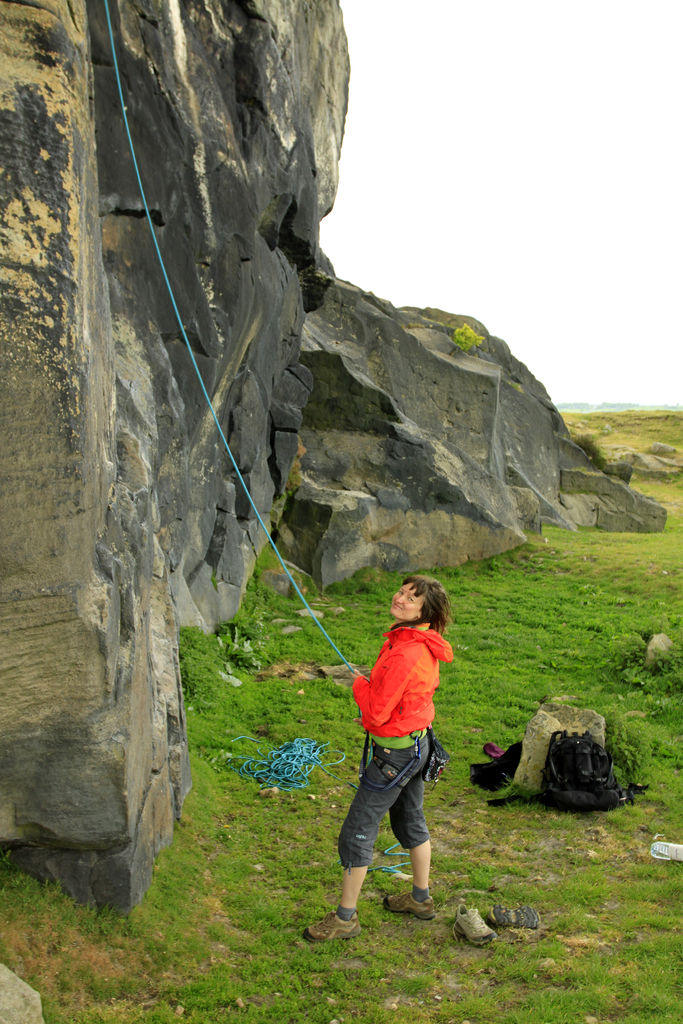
[401,574,452,635]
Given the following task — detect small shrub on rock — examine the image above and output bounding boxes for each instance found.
[452,323,484,352]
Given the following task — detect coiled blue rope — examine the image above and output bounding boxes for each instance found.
[102,0,355,675]
[228,736,352,791]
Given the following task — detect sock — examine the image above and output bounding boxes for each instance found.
[336,904,356,921]
[412,884,430,903]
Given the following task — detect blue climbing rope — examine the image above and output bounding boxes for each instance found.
[102,0,355,675]
[228,736,352,791]
[367,842,411,875]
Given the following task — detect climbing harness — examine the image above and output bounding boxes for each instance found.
[358,732,422,792]
[102,0,355,674]
[227,736,350,791]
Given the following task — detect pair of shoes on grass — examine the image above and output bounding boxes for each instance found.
[304,897,539,944]
[304,889,435,942]
[453,903,540,946]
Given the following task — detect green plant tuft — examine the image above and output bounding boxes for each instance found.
[179,617,266,712]
[604,708,652,782]
[608,630,648,683]
[452,322,484,352]
[572,432,608,471]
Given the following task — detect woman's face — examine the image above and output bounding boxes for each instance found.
[390,584,425,625]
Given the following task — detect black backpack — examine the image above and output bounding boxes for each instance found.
[540,729,626,811]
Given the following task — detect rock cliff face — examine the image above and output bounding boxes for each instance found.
[276,282,665,587]
[0,0,664,912]
[0,0,348,911]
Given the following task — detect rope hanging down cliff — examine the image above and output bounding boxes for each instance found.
[102,0,355,674]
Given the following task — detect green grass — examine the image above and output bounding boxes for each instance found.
[562,409,683,454]
[1,412,682,1024]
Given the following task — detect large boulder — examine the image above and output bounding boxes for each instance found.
[559,468,667,531]
[513,703,607,794]
[277,282,531,586]
[0,0,348,910]
[277,281,665,588]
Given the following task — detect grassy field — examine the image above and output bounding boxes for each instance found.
[562,409,683,479]
[1,412,681,1024]
[561,409,683,455]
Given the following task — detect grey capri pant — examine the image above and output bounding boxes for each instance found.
[338,738,430,868]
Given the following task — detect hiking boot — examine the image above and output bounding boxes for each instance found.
[485,904,539,929]
[383,891,436,920]
[452,904,497,945]
[303,910,361,942]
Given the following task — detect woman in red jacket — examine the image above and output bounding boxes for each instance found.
[304,574,453,942]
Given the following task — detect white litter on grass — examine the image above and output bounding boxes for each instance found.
[650,835,683,861]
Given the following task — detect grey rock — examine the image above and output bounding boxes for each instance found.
[282,285,666,585]
[620,450,683,476]
[651,442,676,454]
[509,486,542,532]
[560,469,666,532]
[558,491,600,527]
[604,460,633,483]
[0,964,44,1024]
[278,281,665,587]
[277,283,537,586]
[260,570,293,597]
[0,0,348,910]
[513,704,606,794]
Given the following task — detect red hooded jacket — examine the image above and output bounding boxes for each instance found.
[352,626,453,738]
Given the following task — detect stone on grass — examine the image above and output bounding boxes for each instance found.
[320,664,361,686]
[0,964,44,1024]
[645,633,673,668]
[513,703,606,794]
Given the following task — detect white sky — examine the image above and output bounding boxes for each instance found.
[320,0,683,407]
